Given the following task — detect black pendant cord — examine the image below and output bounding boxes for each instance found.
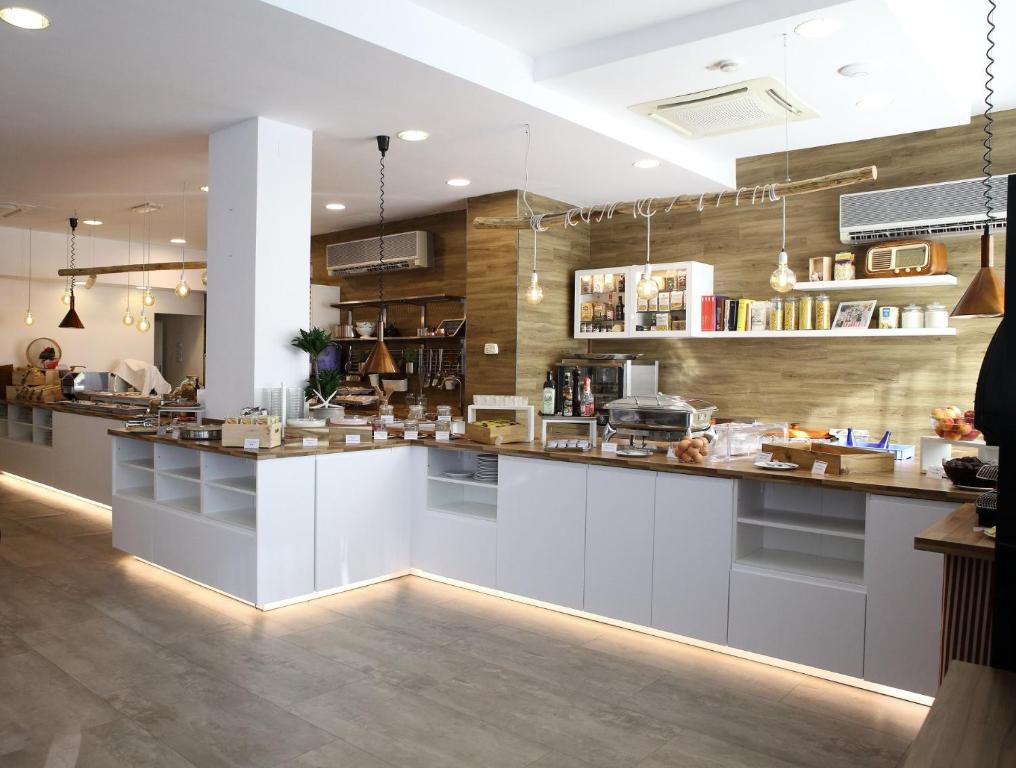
[68,217,77,299]
[982,0,997,236]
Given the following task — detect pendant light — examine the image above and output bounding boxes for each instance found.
[58,217,85,328]
[363,135,398,375]
[175,182,191,297]
[142,212,155,307]
[23,228,34,326]
[520,124,544,305]
[953,0,1004,318]
[122,224,135,326]
[636,214,659,300]
[769,33,796,294]
[60,232,71,306]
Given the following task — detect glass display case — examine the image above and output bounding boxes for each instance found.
[573,267,629,339]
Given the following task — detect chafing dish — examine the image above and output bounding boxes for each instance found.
[603,395,717,450]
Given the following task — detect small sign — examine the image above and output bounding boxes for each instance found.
[756,451,773,464]
[345,434,361,445]
[926,465,946,479]
[373,430,389,441]
[435,430,450,442]
[404,430,419,441]
[243,438,260,453]
[381,415,395,425]
[665,444,676,459]
[811,460,828,476]
[601,442,618,454]
[301,437,319,448]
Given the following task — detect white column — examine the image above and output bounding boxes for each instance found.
[204,117,312,418]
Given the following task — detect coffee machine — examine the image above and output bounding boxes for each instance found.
[553,353,659,424]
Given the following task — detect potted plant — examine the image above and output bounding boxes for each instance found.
[290,328,337,401]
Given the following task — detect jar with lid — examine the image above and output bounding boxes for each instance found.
[379,403,395,424]
[902,304,924,329]
[783,296,800,331]
[799,295,815,330]
[814,294,832,330]
[768,297,785,331]
[436,404,452,423]
[924,302,949,329]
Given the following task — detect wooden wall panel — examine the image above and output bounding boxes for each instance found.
[587,112,1015,445]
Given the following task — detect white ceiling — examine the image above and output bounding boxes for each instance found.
[0,0,1010,257]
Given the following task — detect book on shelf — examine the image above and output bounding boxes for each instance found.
[701,296,716,331]
[749,300,769,331]
[736,299,753,332]
[726,299,739,332]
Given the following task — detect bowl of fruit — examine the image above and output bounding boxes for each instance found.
[930,406,980,442]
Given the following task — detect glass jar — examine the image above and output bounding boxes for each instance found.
[799,295,815,330]
[814,294,832,330]
[402,418,419,436]
[783,296,800,331]
[768,297,785,331]
[379,403,395,424]
[436,405,452,422]
[902,304,924,329]
[407,404,425,421]
[925,302,949,329]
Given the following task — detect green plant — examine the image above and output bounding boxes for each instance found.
[291,327,333,393]
[307,368,343,401]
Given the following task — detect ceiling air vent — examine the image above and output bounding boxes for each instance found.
[630,77,817,139]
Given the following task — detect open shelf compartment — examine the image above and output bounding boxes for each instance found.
[201,452,256,495]
[426,448,497,521]
[202,483,256,530]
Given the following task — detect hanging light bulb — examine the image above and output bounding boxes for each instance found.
[175,278,190,297]
[143,288,155,307]
[122,309,135,326]
[173,182,191,298]
[137,313,151,333]
[23,310,34,326]
[24,228,34,325]
[770,248,796,293]
[201,270,208,286]
[60,287,72,306]
[636,214,659,300]
[525,270,544,305]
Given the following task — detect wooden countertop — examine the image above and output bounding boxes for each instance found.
[110,428,980,503]
[914,504,995,561]
[902,661,1016,767]
[4,398,141,421]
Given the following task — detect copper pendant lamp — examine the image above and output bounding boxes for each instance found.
[363,134,398,375]
[58,217,85,329]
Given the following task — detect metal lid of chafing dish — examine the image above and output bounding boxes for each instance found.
[605,395,716,413]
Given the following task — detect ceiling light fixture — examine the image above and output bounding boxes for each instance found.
[856,93,893,110]
[520,124,543,306]
[170,237,186,244]
[446,178,471,187]
[794,17,840,38]
[122,224,134,327]
[636,214,659,301]
[142,210,155,308]
[23,228,33,326]
[633,158,660,169]
[363,135,398,375]
[0,6,50,29]
[174,183,191,298]
[325,202,346,211]
[82,219,102,226]
[58,217,85,329]
[397,129,429,142]
[770,34,796,294]
[837,62,872,78]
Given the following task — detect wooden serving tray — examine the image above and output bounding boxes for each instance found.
[761,441,895,475]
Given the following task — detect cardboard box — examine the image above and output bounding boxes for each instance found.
[466,420,528,445]
[221,421,282,448]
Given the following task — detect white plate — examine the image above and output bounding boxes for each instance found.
[443,472,474,479]
[331,417,369,426]
[754,461,799,471]
[287,418,326,428]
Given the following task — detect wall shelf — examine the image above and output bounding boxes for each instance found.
[696,328,956,339]
[794,275,958,291]
[331,294,464,309]
[340,335,462,343]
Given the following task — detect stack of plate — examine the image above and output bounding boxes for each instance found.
[473,454,499,484]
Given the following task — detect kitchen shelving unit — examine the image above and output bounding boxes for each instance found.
[793,274,958,291]
[1,403,54,446]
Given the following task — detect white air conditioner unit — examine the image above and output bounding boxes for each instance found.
[629,77,817,139]
[840,176,1008,244]
[326,231,432,276]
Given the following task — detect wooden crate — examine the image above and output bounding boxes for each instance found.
[466,420,529,445]
[762,441,895,475]
[221,422,282,448]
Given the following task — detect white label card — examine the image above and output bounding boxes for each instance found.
[374,431,389,441]
[301,437,319,448]
[666,445,676,459]
[404,430,419,441]
[926,465,946,479]
[756,452,773,464]
[345,434,361,445]
[381,415,395,425]
[243,438,260,452]
[601,442,618,454]
[435,431,450,442]
[811,460,828,475]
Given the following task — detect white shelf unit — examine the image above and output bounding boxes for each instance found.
[201,453,257,530]
[154,444,202,514]
[113,438,157,501]
[425,449,497,521]
[734,481,866,587]
[628,261,714,337]
[6,404,35,444]
[793,274,958,291]
[574,266,630,339]
[696,327,956,339]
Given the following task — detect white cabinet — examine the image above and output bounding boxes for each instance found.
[497,456,587,609]
[53,411,117,505]
[652,474,734,644]
[864,495,948,696]
[255,456,315,605]
[728,568,866,677]
[315,447,412,592]
[584,465,655,625]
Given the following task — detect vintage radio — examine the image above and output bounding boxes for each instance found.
[862,239,947,277]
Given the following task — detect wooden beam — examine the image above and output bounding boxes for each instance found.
[472,166,878,230]
[58,261,207,277]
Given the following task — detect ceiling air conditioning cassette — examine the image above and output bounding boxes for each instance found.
[326,231,432,276]
[840,176,1008,244]
[629,77,817,139]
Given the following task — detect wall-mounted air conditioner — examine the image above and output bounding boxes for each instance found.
[326,231,432,276]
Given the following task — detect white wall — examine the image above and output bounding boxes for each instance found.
[0,226,204,372]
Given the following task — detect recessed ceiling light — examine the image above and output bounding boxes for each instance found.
[633,159,660,169]
[199,185,209,192]
[397,129,430,142]
[325,202,346,211]
[856,93,893,110]
[446,178,471,187]
[82,219,102,226]
[0,7,50,29]
[170,238,187,244]
[794,17,840,38]
[838,62,872,78]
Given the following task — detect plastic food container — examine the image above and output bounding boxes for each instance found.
[709,422,789,462]
[925,302,949,329]
[902,304,924,329]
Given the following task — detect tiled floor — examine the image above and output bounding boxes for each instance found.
[0,474,928,767]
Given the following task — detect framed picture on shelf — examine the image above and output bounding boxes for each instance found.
[435,318,466,337]
[832,300,877,329]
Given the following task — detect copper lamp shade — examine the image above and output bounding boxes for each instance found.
[363,338,398,374]
[952,230,1005,318]
[58,294,85,328]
